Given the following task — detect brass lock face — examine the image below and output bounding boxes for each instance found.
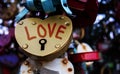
[15,15,72,61]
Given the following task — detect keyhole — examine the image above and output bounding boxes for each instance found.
[39,39,47,51]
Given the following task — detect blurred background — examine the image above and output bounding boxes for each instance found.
[0,0,120,74]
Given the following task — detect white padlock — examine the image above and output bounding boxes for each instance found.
[19,58,74,74]
[77,42,94,66]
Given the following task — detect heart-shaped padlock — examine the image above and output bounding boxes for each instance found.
[15,15,72,61]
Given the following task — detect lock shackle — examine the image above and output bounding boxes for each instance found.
[24,0,72,14]
[15,0,72,22]
[25,0,56,13]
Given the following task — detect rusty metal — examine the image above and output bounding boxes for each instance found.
[68,68,73,72]
[19,58,74,74]
[62,58,68,65]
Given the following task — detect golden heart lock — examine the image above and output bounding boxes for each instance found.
[15,15,73,61]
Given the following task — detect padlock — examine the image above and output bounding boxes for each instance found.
[68,41,99,64]
[19,57,74,74]
[15,15,72,61]
[68,0,98,28]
